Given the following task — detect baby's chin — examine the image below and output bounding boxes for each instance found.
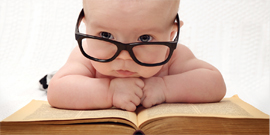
[101,70,155,79]
[110,74,154,79]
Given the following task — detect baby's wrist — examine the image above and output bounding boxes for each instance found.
[108,79,115,106]
[160,77,168,102]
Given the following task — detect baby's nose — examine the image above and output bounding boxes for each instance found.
[116,50,132,60]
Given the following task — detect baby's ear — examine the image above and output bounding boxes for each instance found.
[170,20,184,41]
[82,17,86,23]
[170,22,178,41]
[180,20,184,28]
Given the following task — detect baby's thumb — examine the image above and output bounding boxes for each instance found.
[135,78,145,88]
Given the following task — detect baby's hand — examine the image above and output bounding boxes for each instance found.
[109,78,144,111]
[141,77,166,108]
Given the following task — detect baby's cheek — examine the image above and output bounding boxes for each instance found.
[91,61,112,76]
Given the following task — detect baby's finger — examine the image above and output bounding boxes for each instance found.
[141,96,154,108]
[122,101,136,112]
[131,95,141,106]
[135,78,145,88]
[140,94,146,104]
[135,87,143,98]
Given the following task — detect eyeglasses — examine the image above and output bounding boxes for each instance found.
[75,9,180,67]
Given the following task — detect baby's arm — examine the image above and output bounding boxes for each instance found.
[47,47,143,111]
[141,44,226,107]
[47,47,112,110]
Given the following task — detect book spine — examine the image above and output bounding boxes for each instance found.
[133,130,145,135]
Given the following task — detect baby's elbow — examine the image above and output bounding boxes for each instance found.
[47,79,60,108]
[212,71,226,102]
[47,88,55,107]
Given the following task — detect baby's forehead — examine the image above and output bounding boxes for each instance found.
[84,0,178,7]
[84,0,179,16]
[83,0,180,31]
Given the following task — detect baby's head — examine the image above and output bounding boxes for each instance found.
[79,0,181,78]
[83,0,180,33]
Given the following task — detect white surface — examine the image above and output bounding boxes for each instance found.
[0,0,269,121]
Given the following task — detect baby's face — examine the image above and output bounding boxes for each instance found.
[83,0,179,78]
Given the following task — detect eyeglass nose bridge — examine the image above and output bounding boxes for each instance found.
[113,42,136,59]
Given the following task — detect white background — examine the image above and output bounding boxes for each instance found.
[0,0,269,121]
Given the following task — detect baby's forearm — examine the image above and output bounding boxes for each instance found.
[162,68,226,103]
[47,75,112,110]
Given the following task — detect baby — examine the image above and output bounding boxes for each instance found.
[47,0,226,111]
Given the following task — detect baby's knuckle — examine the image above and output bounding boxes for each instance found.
[128,105,136,111]
[134,99,140,106]
[124,102,135,111]
[143,102,151,108]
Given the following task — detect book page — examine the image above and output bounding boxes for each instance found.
[2,100,138,126]
[137,95,269,126]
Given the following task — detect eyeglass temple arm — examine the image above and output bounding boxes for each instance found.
[174,14,180,42]
[75,9,85,33]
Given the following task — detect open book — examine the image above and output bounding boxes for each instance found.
[1,95,269,135]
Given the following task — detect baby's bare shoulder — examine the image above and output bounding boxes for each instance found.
[155,44,195,76]
[168,44,214,74]
[168,44,196,66]
[172,44,196,61]
[55,46,95,78]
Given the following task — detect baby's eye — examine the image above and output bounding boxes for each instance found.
[138,35,153,42]
[100,32,114,39]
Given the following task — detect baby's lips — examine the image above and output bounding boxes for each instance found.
[117,70,135,76]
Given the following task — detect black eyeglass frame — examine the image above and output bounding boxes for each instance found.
[75,9,180,67]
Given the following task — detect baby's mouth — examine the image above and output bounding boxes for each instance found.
[116,70,136,76]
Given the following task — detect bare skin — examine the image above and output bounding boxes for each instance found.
[47,0,226,111]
